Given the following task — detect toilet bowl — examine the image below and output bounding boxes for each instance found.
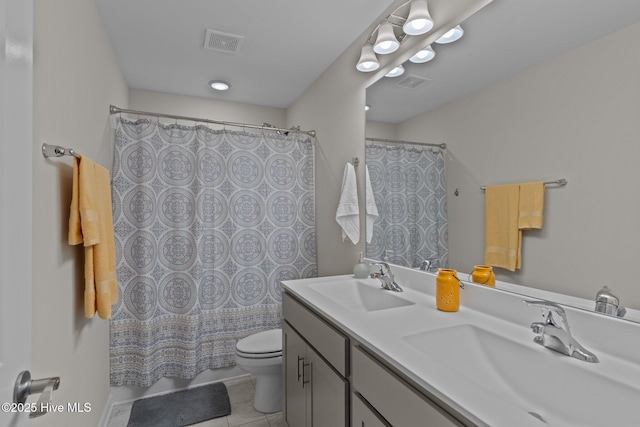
[235,328,283,413]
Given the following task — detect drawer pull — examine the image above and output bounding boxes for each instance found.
[297,356,304,382]
[302,362,311,387]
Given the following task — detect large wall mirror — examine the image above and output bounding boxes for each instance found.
[364,0,640,319]
[365,138,448,270]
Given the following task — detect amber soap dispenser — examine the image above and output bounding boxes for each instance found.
[436,269,460,312]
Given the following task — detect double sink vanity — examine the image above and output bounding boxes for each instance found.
[281,263,640,426]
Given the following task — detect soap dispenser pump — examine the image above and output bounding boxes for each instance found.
[353,252,370,279]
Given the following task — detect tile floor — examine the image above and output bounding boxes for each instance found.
[107,375,283,427]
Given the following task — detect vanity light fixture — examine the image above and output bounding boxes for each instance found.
[403,0,434,35]
[409,45,435,63]
[435,25,464,44]
[373,21,400,54]
[355,1,467,73]
[356,44,381,72]
[385,64,405,78]
[209,80,231,91]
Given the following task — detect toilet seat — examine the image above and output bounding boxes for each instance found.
[236,329,282,360]
[236,349,282,359]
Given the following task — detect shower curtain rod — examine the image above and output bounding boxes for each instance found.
[109,105,316,138]
[365,136,446,150]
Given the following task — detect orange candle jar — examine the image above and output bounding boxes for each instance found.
[471,265,495,287]
[436,269,460,312]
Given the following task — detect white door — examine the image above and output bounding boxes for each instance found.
[0,0,33,426]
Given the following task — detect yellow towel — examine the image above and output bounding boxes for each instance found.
[484,184,521,272]
[68,156,118,319]
[518,182,545,230]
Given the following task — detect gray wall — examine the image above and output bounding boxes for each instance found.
[129,89,288,128]
[32,0,128,425]
[398,22,640,308]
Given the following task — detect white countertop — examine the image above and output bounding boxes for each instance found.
[282,265,640,427]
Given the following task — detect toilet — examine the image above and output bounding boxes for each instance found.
[235,328,283,413]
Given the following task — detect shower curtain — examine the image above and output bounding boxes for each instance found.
[110,119,316,386]
[365,143,448,269]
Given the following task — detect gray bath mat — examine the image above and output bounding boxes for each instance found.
[127,382,231,427]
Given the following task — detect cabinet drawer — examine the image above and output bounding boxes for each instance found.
[352,346,463,427]
[353,392,390,427]
[283,292,348,376]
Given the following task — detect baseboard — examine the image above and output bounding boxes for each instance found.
[97,392,116,427]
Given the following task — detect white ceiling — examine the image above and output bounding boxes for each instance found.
[96,0,640,124]
[95,0,392,109]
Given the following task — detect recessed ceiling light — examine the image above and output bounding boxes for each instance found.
[209,80,230,91]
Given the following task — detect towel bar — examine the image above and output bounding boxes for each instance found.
[42,142,80,159]
[481,178,567,191]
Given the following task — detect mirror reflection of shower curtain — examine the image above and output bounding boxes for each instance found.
[110,119,316,387]
[365,143,448,269]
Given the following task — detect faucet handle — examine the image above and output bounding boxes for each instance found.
[419,259,431,271]
[524,299,568,328]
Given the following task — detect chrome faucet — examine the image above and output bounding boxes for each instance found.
[419,258,438,272]
[370,262,403,292]
[524,300,599,363]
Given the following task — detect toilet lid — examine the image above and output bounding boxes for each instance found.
[236,329,282,355]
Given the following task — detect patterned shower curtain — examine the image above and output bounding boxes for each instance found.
[110,119,316,386]
[365,143,448,269]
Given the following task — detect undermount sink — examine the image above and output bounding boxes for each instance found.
[403,324,640,426]
[307,279,414,312]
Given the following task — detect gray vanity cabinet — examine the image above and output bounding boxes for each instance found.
[283,293,349,427]
[282,290,467,427]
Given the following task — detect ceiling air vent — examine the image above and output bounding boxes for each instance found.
[396,74,432,89]
[203,29,245,54]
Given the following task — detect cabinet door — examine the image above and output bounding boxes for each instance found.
[284,322,308,427]
[353,393,390,427]
[308,346,348,427]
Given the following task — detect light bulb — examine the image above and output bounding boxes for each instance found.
[356,44,380,72]
[385,65,405,78]
[403,0,434,36]
[435,25,464,44]
[373,22,400,54]
[409,45,435,63]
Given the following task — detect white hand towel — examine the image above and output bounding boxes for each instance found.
[365,165,378,244]
[336,163,360,244]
